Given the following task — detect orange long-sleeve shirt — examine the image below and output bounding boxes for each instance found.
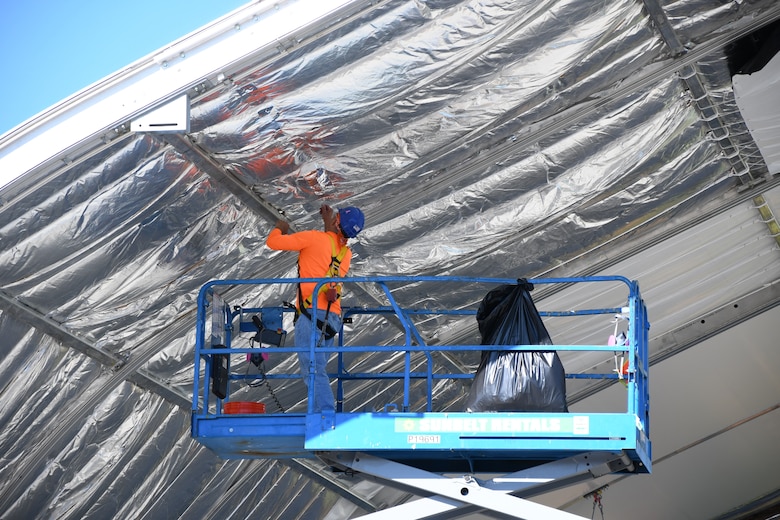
[266,228,351,315]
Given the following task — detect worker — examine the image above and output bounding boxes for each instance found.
[266,204,365,413]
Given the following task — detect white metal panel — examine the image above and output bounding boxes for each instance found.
[733,52,780,175]
[0,0,357,190]
[130,95,190,133]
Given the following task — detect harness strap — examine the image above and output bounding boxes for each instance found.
[300,235,347,311]
[295,235,348,340]
[297,305,338,339]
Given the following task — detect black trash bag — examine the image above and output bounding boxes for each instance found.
[464,281,568,412]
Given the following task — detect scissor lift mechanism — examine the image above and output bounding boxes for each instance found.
[192,276,650,520]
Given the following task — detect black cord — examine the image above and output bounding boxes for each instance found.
[244,339,286,413]
[258,359,286,413]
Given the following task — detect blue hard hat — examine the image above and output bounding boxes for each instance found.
[338,206,365,238]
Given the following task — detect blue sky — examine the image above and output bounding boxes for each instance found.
[0,0,247,136]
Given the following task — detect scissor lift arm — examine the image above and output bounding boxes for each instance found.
[319,451,632,520]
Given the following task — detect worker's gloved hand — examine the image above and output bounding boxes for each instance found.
[275,220,290,234]
[319,204,338,231]
[319,204,334,219]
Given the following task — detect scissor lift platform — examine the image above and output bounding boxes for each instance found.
[194,410,649,472]
[192,276,650,519]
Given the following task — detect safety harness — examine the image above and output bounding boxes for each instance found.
[296,234,348,340]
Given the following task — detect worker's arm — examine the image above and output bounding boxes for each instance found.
[266,224,316,251]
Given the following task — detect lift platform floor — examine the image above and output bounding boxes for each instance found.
[192,410,650,474]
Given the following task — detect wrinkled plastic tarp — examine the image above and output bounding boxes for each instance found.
[465,281,568,412]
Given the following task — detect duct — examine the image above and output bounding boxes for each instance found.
[1,1,780,519]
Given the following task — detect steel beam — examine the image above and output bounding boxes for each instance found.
[0,287,192,409]
[162,133,293,229]
[283,458,380,514]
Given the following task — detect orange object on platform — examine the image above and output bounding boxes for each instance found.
[224,401,266,414]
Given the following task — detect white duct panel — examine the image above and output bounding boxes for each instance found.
[733,51,780,175]
[0,0,359,190]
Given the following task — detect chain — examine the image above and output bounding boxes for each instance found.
[585,485,607,520]
[246,339,286,413]
[258,360,286,412]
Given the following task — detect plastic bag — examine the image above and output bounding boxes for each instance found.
[464,281,568,412]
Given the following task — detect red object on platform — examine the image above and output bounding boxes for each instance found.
[223,401,266,414]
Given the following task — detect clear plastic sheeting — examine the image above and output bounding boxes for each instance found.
[0,0,779,519]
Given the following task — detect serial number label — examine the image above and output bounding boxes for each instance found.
[407,434,441,444]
